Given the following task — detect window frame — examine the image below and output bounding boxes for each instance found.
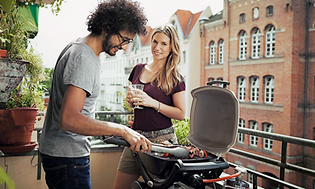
[240,13,245,23]
[218,39,224,64]
[239,31,247,60]
[263,123,273,150]
[249,121,258,147]
[265,25,275,57]
[238,119,245,143]
[250,76,260,103]
[238,77,246,102]
[251,28,261,59]
[264,75,274,104]
[210,41,216,65]
[266,5,273,16]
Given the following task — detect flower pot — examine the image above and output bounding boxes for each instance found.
[0,49,7,59]
[11,108,38,126]
[0,108,37,146]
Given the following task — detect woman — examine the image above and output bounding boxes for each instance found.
[112,24,186,189]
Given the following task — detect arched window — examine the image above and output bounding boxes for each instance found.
[249,121,258,147]
[239,30,247,60]
[250,76,259,103]
[218,39,224,64]
[263,123,273,150]
[210,41,216,65]
[238,77,246,102]
[264,75,274,103]
[238,118,245,143]
[265,25,275,57]
[251,28,261,59]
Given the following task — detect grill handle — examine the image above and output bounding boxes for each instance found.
[102,135,190,157]
[102,135,130,147]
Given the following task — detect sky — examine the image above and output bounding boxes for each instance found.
[30,0,223,68]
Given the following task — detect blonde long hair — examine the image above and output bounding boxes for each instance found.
[151,24,182,95]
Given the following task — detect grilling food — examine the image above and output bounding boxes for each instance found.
[161,145,208,159]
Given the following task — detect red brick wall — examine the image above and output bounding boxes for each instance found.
[201,0,315,187]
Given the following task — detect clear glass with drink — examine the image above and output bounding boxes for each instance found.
[131,84,144,109]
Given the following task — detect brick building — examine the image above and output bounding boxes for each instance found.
[200,0,315,188]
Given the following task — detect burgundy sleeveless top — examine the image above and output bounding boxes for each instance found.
[129,63,186,131]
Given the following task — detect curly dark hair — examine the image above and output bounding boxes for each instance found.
[86,0,147,36]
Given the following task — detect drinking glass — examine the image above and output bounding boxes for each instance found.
[131,84,144,109]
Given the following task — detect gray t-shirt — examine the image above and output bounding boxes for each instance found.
[40,41,100,158]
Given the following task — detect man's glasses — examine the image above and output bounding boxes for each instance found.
[114,32,133,49]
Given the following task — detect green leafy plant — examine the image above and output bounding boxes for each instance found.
[15,0,65,15]
[6,45,47,110]
[0,166,15,189]
[0,5,28,59]
[173,118,190,146]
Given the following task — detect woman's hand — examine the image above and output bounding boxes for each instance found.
[127,86,156,108]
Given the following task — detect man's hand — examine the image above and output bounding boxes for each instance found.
[121,127,152,153]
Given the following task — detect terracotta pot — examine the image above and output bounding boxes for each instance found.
[11,108,38,126]
[0,49,7,59]
[0,108,37,146]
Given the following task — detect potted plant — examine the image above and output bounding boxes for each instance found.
[1,44,47,147]
[0,4,47,148]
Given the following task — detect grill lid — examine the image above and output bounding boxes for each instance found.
[187,85,239,154]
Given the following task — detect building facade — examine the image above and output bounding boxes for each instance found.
[200,0,315,188]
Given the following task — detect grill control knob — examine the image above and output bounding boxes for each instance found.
[189,174,203,187]
[147,180,153,188]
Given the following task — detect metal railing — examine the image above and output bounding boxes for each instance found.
[230,127,315,189]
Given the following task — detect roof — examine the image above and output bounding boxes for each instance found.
[207,10,223,22]
[140,26,155,46]
[174,9,203,38]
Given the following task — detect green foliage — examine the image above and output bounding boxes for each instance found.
[0,5,28,59]
[41,68,54,93]
[0,166,15,189]
[15,0,65,15]
[173,118,190,146]
[6,45,47,110]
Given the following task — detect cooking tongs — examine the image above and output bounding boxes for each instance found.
[102,135,189,158]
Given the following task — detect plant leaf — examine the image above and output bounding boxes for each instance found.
[0,167,15,189]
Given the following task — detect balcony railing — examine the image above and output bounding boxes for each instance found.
[95,111,315,189]
[230,127,315,189]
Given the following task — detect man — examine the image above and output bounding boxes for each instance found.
[39,1,152,188]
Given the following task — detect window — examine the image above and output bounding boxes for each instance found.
[146,57,148,63]
[252,7,259,19]
[238,77,246,102]
[265,25,275,57]
[247,165,256,184]
[240,13,245,23]
[263,123,273,150]
[210,41,216,65]
[239,31,247,60]
[266,6,273,16]
[250,76,259,103]
[238,119,245,143]
[217,77,224,87]
[208,77,215,82]
[251,28,261,59]
[264,76,274,103]
[218,39,224,64]
[249,121,258,147]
